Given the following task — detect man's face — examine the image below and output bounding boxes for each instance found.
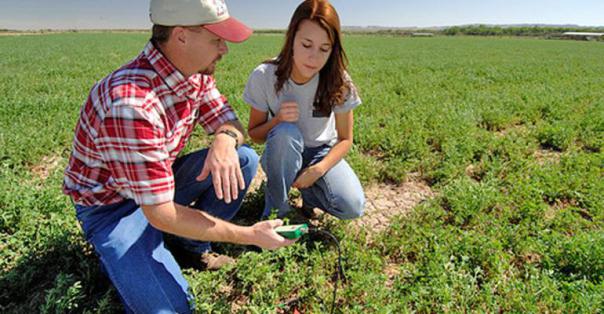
[182,26,228,75]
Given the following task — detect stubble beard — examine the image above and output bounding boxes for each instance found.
[201,56,222,75]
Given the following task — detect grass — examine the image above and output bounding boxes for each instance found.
[0,33,603,313]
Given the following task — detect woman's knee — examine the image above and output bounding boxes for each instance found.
[267,122,303,147]
[335,192,365,220]
[262,123,304,171]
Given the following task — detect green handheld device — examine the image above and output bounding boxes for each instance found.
[274,224,309,239]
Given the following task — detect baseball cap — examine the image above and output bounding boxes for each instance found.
[150,0,252,43]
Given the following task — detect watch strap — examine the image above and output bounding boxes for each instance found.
[217,129,240,149]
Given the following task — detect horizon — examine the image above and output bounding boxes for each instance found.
[1,0,603,31]
[3,23,604,32]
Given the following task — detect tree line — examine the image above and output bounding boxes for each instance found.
[442,25,604,37]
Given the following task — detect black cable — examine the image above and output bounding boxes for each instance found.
[306,227,346,314]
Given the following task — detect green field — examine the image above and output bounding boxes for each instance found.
[1,33,603,313]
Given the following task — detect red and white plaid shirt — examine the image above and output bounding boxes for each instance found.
[63,41,237,206]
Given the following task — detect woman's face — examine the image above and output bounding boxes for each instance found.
[291,19,332,84]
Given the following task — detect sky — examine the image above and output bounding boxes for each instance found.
[1,0,602,30]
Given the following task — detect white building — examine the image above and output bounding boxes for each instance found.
[562,32,604,41]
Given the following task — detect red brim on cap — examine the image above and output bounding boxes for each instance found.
[203,17,253,43]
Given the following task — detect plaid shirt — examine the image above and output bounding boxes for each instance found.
[63,41,237,206]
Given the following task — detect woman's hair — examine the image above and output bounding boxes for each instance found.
[269,0,351,115]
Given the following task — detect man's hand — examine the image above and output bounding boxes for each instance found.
[250,219,296,249]
[142,203,295,249]
[292,164,325,189]
[277,101,299,122]
[197,132,245,204]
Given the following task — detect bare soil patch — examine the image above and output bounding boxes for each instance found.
[248,167,267,193]
[352,173,435,240]
[30,155,63,181]
[494,124,528,138]
[384,262,401,289]
[533,149,561,165]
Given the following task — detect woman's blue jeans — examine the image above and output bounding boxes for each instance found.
[261,122,365,219]
[73,146,258,313]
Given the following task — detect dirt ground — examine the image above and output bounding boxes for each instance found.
[30,155,63,181]
[351,173,435,239]
[249,168,436,241]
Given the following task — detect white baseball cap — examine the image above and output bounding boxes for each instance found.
[150,0,252,43]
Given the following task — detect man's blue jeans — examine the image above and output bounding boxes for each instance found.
[261,122,365,219]
[73,146,258,313]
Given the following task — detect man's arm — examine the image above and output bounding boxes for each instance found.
[142,201,294,250]
[197,120,248,204]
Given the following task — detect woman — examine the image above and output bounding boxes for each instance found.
[244,0,364,219]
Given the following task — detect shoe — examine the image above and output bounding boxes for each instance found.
[299,204,321,220]
[167,243,235,271]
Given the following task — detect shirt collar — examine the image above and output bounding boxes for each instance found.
[144,41,200,98]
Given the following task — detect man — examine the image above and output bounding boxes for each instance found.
[63,0,294,312]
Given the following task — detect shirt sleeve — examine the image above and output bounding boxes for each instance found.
[333,72,362,114]
[95,92,175,206]
[197,75,238,134]
[243,66,270,112]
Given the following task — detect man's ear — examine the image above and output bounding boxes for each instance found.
[172,26,187,45]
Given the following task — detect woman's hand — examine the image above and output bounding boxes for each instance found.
[276,101,299,122]
[292,164,326,189]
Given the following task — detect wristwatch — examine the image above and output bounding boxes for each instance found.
[217,129,240,149]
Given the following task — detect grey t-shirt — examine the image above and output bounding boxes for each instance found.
[243,63,362,148]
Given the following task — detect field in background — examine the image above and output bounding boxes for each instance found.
[0,33,603,313]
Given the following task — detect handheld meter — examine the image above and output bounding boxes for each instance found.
[274,224,309,239]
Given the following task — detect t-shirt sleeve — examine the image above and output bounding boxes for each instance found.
[197,75,238,135]
[95,93,174,206]
[333,72,362,114]
[243,66,270,112]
